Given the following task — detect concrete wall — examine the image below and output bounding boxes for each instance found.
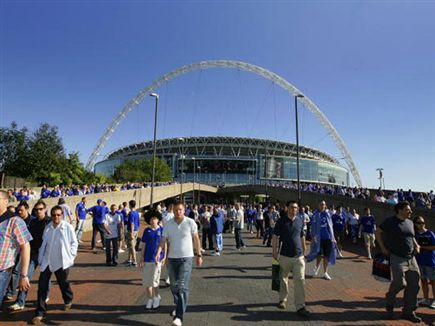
[218,185,435,229]
[14,183,218,233]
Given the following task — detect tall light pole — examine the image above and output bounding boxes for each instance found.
[198,165,201,205]
[149,92,159,208]
[376,168,384,190]
[295,94,304,207]
[192,157,196,205]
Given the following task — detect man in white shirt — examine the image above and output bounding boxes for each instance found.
[155,202,202,326]
[103,204,122,266]
[32,205,78,324]
[234,203,246,250]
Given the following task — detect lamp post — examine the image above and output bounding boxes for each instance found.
[295,94,304,207]
[198,165,201,205]
[376,168,384,190]
[149,92,159,208]
[192,157,196,205]
[180,154,185,203]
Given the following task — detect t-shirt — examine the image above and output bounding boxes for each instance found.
[121,208,129,224]
[88,205,108,224]
[415,230,435,267]
[162,211,174,226]
[76,202,87,220]
[127,210,140,232]
[360,215,376,234]
[60,204,73,221]
[104,213,121,239]
[163,217,198,259]
[142,226,164,263]
[332,213,346,232]
[273,215,304,258]
[319,212,332,240]
[379,216,415,259]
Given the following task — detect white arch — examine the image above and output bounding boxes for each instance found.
[87,60,362,186]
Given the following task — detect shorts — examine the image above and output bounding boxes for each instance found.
[319,239,332,258]
[126,231,138,249]
[363,232,375,247]
[419,265,435,281]
[142,262,162,287]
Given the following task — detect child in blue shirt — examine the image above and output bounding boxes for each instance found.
[139,210,166,310]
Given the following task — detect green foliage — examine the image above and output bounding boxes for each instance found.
[0,122,101,185]
[113,157,172,183]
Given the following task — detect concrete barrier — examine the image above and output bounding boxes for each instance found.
[13,183,218,233]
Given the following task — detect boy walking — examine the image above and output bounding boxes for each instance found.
[139,210,166,310]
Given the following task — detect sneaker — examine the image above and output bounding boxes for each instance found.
[145,298,153,310]
[118,248,125,253]
[78,240,83,244]
[277,301,287,309]
[170,310,176,317]
[310,266,320,277]
[323,272,332,280]
[97,239,102,243]
[417,298,429,306]
[45,297,50,303]
[401,312,422,323]
[296,307,310,318]
[211,252,220,256]
[430,300,435,309]
[124,260,132,264]
[338,252,344,258]
[112,261,118,266]
[165,277,171,286]
[200,248,206,254]
[172,317,182,326]
[152,295,161,309]
[5,294,14,301]
[132,262,138,267]
[31,316,44,325]
[64,302,72,311]
[9,303,24,311]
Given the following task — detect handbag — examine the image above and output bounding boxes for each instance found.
[372,253,391,281]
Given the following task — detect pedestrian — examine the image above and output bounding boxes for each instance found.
[359,208,376,259]
[155,201,202,326]
[246,205,256,234]
[331,206,346,258]
[103,204,122,266]
[413,216,435,309]
[75,197,87,244]
[5,201,32,300]
[256,204,264,239]
[346,208,360,244]
[140,210,166,310]
[234,203,246,250]
[376,201,422,322]
[200,205,213,252]
[272,201,310,317]
[31,205,78,325]
[9,200,51,311]
[126,200,140,267]
[58,198,74,226]
[0,190,32,305]
[211,207,224,256]
[88,199,107,252]
[306,201,337,280]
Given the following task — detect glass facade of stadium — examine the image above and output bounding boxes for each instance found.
[94,137,350,186]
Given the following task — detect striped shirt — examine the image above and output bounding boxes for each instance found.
[0,215,33,271]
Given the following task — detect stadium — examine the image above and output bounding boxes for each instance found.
[94,136,350,186]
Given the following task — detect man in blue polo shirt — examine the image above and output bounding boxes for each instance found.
[272,201,310,318]
[359,208,376,259]
[88,199,107,252]
[75,197,87,243]
[126,200,140,267]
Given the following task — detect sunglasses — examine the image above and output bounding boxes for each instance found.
[415,222,425,225]
[35,207,45,211]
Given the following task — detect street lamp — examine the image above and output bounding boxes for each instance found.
[178,137,185,203]
[376,168,384,190]
[198,165,201,205]
[295,94,304,207]
[192,157,196,205]
[149,92,159,208]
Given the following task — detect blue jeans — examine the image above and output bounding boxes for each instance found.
[76,219,86,242]
[6,254,21,297]
[167,257,193,321]
[16,255,51,307]
[0,269,12,303]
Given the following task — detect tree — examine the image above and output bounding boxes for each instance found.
[0,122,31,177]
[113,157,172,183]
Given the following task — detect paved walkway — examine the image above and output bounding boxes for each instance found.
[1,230,434,326]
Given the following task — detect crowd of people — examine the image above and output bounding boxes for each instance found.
[0,189,434,325]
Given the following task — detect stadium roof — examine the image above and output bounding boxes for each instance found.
[105,136,339,165]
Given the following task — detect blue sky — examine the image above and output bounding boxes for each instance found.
[1,0,434,191]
